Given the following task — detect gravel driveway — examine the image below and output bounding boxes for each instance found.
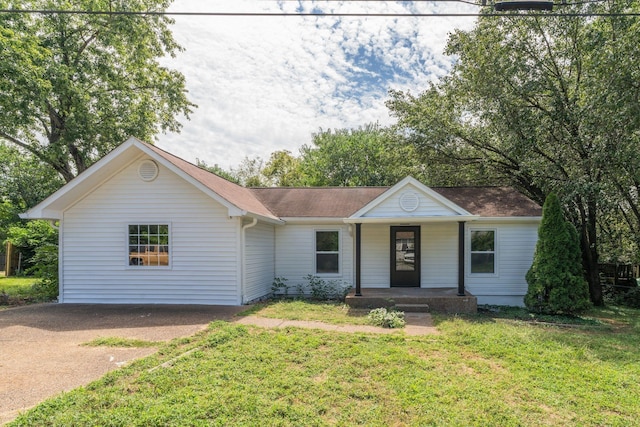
[0,303,245,425]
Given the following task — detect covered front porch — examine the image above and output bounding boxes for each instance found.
[345,287,477,314]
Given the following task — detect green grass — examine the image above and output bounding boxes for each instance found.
[0,276,45,308]
[240,299,372,325]
[9,306,640,426]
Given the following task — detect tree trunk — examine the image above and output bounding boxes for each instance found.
[581,216,603,306]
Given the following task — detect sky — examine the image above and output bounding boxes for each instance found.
[156,1,478,170]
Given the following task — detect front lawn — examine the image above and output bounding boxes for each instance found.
[0,276,44,307]
[9,304,640,426]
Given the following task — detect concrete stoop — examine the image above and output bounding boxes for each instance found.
[345,288,477,314]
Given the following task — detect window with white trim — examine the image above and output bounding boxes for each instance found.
[315,230,340,275]
[470,229,495,274]
[128,224,169,267]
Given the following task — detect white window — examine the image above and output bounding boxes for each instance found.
[128,224,169,267]
[315,230,340,275]
[470,229,496,274]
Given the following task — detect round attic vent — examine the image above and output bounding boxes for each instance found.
[399,192,420,212]
[138,160,159,182]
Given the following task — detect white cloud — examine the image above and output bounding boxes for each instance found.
[156,0,477,169]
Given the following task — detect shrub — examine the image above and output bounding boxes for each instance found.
[271,277,290,297]
[621,288,640,308]
[525,193,591,314]
[303,274,351,301]
[367,308,406,328]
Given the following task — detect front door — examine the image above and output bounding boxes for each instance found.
[390,226,420,287]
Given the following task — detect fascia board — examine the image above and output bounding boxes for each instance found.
[343,215,479,224]
[20,138,140,220]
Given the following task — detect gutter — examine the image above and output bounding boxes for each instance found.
[240,217,258,304]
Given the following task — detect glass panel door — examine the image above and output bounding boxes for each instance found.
[390,226,420,287]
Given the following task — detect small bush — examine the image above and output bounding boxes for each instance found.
[606,287,640,309]
[304,274,351,301]
[622,288,640,308]
[367,308,406,328]
[271,277,290,297]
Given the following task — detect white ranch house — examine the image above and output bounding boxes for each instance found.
[22,137,542,308]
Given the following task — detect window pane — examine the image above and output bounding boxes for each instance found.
[471,253,495,273]
[471,231,495,252]
[316,231,338,252]
[316,254,339,274]
[128,224,169,267]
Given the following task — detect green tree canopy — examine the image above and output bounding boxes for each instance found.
[0,0,195,182]
[387,2,640,305]
[299,124,427,187]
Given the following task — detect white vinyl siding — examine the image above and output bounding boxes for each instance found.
[360,224,389,288]
[60,158,240,305]
[275,224,353,291]
[466,222,539,306]
[421,223,458,288]
[244,222,275,303]
[363,183,459,218]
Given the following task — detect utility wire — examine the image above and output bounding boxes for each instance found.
[0,10,639,17]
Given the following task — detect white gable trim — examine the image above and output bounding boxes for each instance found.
[343,215,478,224]
[21,137,284,223]
[348,176,474,220]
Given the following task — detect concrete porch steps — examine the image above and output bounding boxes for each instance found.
[394,303,431,313]
[345,287,477,314]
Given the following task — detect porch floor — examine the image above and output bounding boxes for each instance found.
[345,287,477,314]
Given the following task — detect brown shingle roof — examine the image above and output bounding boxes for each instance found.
[252,186,542,218]
[143,143,279,220]
[251,187,389,217]
[432,187,542,217]
[142,141,541,219]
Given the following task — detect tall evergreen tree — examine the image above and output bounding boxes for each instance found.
[525,194,591,314]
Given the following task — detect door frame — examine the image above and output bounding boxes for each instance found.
[390,226,421,287]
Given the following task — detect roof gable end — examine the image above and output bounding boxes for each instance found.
[349,176,473,219]
[21,137,280,222]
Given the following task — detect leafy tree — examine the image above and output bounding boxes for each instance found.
[300,124,427,187]
[0,142,64,208]
[387,3,640,305]
[196,158,240,184]
[0,0,195,182]
[6,220,59,300]
[262,150,304,187]
[230,156,268,187]
[525,194,591,314]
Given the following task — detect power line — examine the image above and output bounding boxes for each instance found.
[0,5,638,18]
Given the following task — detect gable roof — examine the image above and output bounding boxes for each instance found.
[251,187,389,218]
[252,186,541,218]
[20,137,280,222]
[142,142,279,221]
[22,137,541,222]
[432,187,542,217]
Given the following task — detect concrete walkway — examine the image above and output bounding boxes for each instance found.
[236,312,438,336]
[0,304,436,425]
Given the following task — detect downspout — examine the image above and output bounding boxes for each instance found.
[241,218,258,304]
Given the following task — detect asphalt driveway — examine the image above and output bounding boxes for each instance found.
[0,303,246,425]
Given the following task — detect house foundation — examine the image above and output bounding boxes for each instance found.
[345,287,477,314]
